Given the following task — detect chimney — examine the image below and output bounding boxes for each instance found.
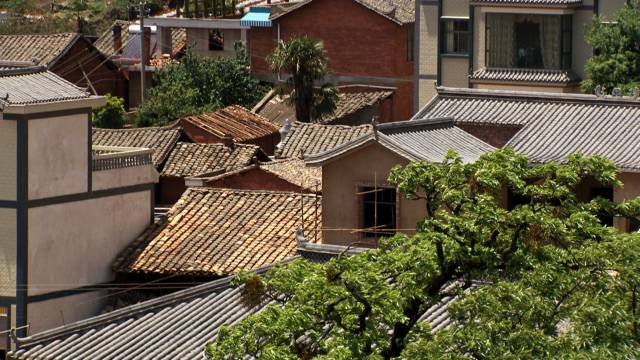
[142,26,152,65]
[113,24,122,55]
[222,134,235,150]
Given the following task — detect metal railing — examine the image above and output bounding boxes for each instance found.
[175,0,240,18]
[92,146,154,171]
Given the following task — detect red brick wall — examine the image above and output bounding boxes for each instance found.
[51,39,127,100]
[206,168,316,193]
[249,0,414,120]
[180,119,280,155]
[458,124,523,148]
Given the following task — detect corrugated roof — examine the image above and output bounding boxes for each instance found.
[269,0,414,24]
[181,105,279,142]
[277,122,373,158]
[11,261,457,360]
[255,88,393,126]
[0,33,78,67]
[470,68,580,84]
[161,142,268,177]
[92,125,182,169]
[0,67,90,106]
[305,118,495,165]
[113,188,321,277]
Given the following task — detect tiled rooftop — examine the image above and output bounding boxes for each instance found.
[161,142,269,177]
[0,33,78,67]
[276,122,372,158]
[470,68,581,84]
[260,158,322,192]
[113,188,321,276]
[180,105,279,142]
[0,67,90,106]
[92,125,182,169]
[471,0,582,6]
[268,0,414,24]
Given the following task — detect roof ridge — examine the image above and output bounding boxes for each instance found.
[293,121,372,130]
[0,65,48,76]
[185,186,320,197]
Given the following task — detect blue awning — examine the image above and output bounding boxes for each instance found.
[240,7,272,27]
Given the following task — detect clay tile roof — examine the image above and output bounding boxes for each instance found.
[268,0,413,24]
[0,67,90,106]
[181,105,279,142]
[92,125,182,168]
[0,33,79,67]
[161,142,269,177]
[255,88,393,126]
[470,68,581,84]
[276,122,373,158]
[260,158,322,192]
[113,188,322,276]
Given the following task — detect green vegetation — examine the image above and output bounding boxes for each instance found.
[135,46,267,127]
[582,1,640,94]
[93,94,126,129]
[207,149,640,359]
[268,36,338,123]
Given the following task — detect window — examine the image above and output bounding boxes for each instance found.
[407,26,414,62]
[360,187,397,239]
[208,29,224,51]
[441,19,470,55]
[486,14,572,70]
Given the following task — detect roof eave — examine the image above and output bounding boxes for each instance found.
[2,96,106,115]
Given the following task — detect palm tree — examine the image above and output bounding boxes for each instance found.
[268,36,338,123]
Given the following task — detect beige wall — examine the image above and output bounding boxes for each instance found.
[28,190,151,296]
[28,114,89,200]
[417,4,440,108]
[613,172,640,231]
[186,28,243,58]
[474,7,485,70]
[0,209,16,298]
[442,57,470,88]
[92,165,159,191]
[442,0,469,17]
[0,119,16,201]
[572,9,594,79]
[322,143,426,246]
[27,290,106,335]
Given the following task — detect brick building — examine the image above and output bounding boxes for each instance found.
[248,0,416,121]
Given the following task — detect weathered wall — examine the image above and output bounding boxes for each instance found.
[572,8,594,80]
[28,113,89,200]
[0,209,16,298]
[443,0,469,17]
[28,190,151,296]
[92,165,159,191]
[0,119,16,201]
[442,57,470,88]
[27,290,107,335]
[322,143,425,246]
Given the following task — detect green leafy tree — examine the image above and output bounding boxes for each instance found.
[207,149,640,359]
[92,94,127,129]
[3,0,37,14]
[136,46,267,127]
[582,1,640,94]
[268,36,338,123]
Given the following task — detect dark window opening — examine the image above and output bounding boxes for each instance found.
[441,19,470,55]
[515,20,543,68]
[208,30,224,51]
[361,187,397,239]
[629,217,640,232]
[590,187,614,227]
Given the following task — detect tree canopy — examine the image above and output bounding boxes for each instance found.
[207,149,640,359]
[582,1,640,94]
[136,46,267,127]
[92,94,126,129]
[268,36,338,123]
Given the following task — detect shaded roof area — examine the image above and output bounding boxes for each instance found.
[181,105,279,142]
[161,142,269,177]
[94,20,187,59]
[471,0,581,6]
[254,87,393,126]
[92,125,182,168]
[0,33,78,67]
[0,67,90,106]
[113,188,321,277]
[306,118,495,165]
[276,122,372,158]
[268,0,414,24]
[11,259,459,360]
[470,68,580,84]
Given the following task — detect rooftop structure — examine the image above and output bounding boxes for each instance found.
[276,122,372,158]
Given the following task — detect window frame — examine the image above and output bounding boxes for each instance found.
[440,18,471,56]
[358,185,398,240]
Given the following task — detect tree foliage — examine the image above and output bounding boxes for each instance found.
[136,46,267,127]
[582,1,640,94]
[207,149,640,359]
[268,36,338,123]
[92,94,126,129]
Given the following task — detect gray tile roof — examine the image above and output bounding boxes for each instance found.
[471,0,582,6]
[92,125,182,169]
[10,261,457,360]
[277,122,373,158]
[470,68,580,84]
[0,67,90,106]
[306,118,496,165]
[0,33,79,67]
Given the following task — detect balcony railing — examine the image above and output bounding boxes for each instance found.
[92,146,154,172]
[175,0,240,19]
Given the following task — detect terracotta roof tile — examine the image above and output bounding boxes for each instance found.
[92,125,182,168]
[0,33,78,67]
[260,158,322,192]
[162,142,268,177]
[113,188,321,276]
[181,105,279,142]
[277,122,372,158]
